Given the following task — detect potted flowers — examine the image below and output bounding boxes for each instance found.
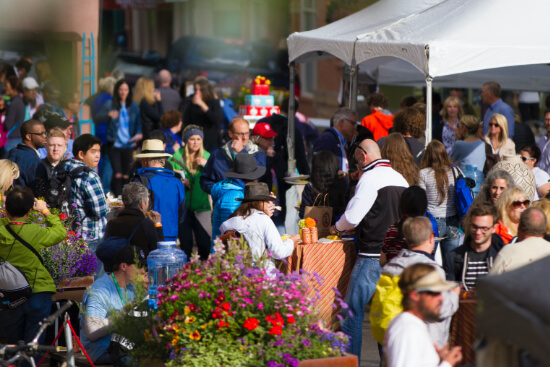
[113,237,356,367]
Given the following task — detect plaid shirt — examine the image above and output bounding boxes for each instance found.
[64,159,108,241]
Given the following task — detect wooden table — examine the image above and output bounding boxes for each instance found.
[278,241,357,328]
[450,299,477,365]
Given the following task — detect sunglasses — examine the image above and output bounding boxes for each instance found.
[488,123,500,127]
[521,156,535,162]
[512,200,530,208]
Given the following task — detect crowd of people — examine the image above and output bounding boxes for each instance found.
[1,55,549,366]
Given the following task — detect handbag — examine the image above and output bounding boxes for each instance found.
[0,225,47,310]
[304,194,333,239]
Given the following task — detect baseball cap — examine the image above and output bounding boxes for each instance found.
[22,77,39,90]
[44,112,73,131]
[96,244,146,273]
[407,270,458,293]
[251,123,277,139]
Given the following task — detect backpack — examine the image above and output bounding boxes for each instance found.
[46,162,92,209]
[0,226,47,310]
[451,165,475,220]
[370,274,403,344]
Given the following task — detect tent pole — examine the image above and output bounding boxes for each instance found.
[287,62,297,176]
[349,58,358,110]
[425,76,433,146]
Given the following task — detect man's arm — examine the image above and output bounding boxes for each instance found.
[83,174,109,220]
[334,174,377,231]
[200,155,217,194]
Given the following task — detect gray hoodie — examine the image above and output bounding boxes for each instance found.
[382,249,459,347]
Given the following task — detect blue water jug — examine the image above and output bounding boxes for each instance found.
[147,241,186,309]
[464,164,484,198]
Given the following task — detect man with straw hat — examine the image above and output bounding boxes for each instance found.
[133,139,186,241]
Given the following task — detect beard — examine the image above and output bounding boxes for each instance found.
[418,298,441,323]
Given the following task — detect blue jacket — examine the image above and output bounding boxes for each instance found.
[200,141,266,194]
[133,167,186,241]
[8,144,41,192]
[211,178,245,243]
[94,100,142,143]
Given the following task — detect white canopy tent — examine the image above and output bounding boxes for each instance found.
[284,0,550,168]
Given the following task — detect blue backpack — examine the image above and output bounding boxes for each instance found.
[451,166,475,220]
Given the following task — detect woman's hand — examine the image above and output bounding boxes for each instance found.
[195,157,207,166]
[34,198,48,213]
[192,90,209,112]
[290,234,301,246]
[173,142,181,152]
[130,134,143,143]
[153,90,161,102]
[108,110,119,119]
[183,179,191,189]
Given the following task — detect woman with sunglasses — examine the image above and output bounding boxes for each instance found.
[484,113,515,158]
[519,144,550,200]
[494,187,530,243]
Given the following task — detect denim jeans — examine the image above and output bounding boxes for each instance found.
[341,257,382,361]
[0,292,52,344]
[435,216,460,258]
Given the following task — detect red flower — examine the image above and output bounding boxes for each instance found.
[217,320,229,328]
[266,313,284,326]
[68,230,76,236]
[189,303,196,312]
[221,302,231,311]
[243,317,259,331]
[287,315,295,324]
[268,324,283,335]
[59,213,68,220]
[212,311,220,319]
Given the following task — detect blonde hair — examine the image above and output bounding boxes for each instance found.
[133,77,155,105]
[485,113,509,149]
[496,187,528,236]
[532,199,550,235]
[98,77,116,95]
[440,96,464,121]
[459,115,483,139]
[182,138,205,176]
[48,129,67,140]
[0,160,19,196]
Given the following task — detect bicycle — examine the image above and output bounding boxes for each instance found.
[0,301,73,367]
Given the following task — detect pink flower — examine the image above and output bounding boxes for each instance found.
[170,295,179,301]
[257,302,264,310]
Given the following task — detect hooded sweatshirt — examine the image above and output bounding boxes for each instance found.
[220,209,294,277]
[382,249,459,347]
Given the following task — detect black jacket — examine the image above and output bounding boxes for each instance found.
[104,207,164,257]
[140,99,163,140]
[182,98,223,152]
[443,233,505,283]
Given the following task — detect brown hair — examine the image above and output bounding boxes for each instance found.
[381,133,419,185]
[459,115,483,139]
[229,201,265,220]
[402,216,433,248]
[392,108,426,139]
[366,93,388,109]
[161,110,182,129]
[420,140,453,205]
[194,76,214,102]
[483,81,502,99]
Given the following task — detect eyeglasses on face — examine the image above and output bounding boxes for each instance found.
[520,156,535,162]
[232,132,250,137]
[343,118,358,125]
[488,123,500,127]
[469,223,493,233]
[29,132,47,137]
[512,200,530,208]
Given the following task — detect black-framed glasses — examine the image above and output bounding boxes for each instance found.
[343,118,358,125]
[512,200,530,208]
[469,223,493,233]
[521,156,535,162]
[356,146,368,155]
[488,123,499,127]
[29,132,47,137]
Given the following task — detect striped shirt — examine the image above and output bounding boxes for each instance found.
[464,249,491,288]
[419,167,457,218]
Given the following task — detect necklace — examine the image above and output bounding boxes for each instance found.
[464,134,475,140]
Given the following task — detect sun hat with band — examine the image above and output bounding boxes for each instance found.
[182,125,204,144]
[135,139,172,158]
[225,153,266,181]
[404,268,458,293]
[237,182,276,203]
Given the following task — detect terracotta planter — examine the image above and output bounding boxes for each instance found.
[140,355,357,367]
[52,275,94,302]
[299,354,358,366]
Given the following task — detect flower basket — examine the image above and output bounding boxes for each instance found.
[52,275,94,302]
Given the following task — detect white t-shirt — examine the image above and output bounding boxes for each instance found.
[385,312,451,367]
[532,167,550,201]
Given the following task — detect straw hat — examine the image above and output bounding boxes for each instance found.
[135,139,172,158]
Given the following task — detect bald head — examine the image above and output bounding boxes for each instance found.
[518,207,547,240]
[158,70,172,86]
[355,139,381,168]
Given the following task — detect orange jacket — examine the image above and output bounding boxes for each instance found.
[361,109,394,141]
[494,221,514,244]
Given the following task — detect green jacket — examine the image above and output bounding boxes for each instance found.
[170,149,211,212]
[0,214,67,293]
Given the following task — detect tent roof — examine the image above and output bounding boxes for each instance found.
[288,0,550,80]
